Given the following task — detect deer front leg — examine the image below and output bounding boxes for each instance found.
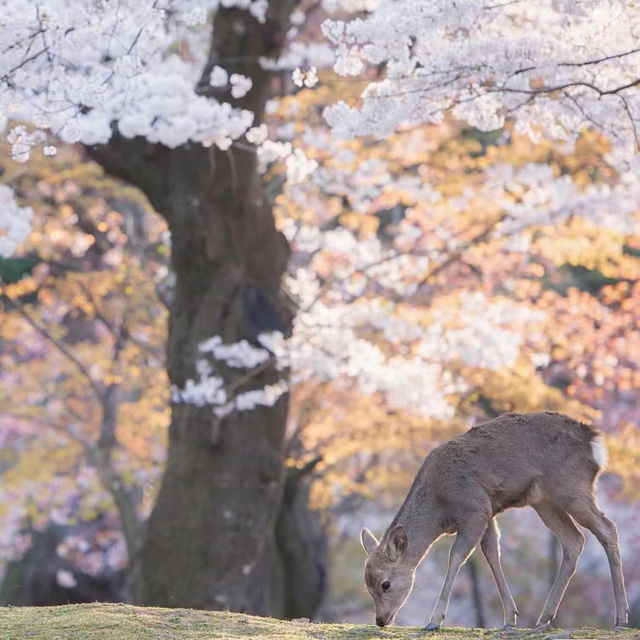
[424,521,487,631]
[480,518,518,628]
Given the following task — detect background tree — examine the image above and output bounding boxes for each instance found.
[0,145,168,603]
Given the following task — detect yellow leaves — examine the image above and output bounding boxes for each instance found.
[338,212,379,236]
[3,277,38,299]
[526,262,545,279]
[290,381,455,510]
[606,424,640,499]
[59,203,75,219]
[24,499,40,523]
[601,281,632,306]
[3,431,83,488]
[464,359,597,423]
[533,217,627,273]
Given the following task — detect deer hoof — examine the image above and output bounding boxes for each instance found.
[423,622,441,632]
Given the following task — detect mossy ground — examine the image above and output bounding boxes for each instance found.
[0,603,637,640]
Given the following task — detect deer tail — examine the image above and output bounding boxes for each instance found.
[590,432,608,470]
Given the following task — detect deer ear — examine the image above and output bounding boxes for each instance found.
[385,524,408,561]
[361,527,378,556]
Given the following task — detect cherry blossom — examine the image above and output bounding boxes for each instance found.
[0,185,33,258]
[324,0,640,170]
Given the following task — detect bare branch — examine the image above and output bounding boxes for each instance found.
[558,47,640,68]
[1,291,104,402]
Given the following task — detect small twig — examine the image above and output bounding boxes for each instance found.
[288,454,323,482]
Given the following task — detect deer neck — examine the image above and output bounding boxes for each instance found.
[389,483,443,568]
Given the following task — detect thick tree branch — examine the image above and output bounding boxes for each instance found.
[85,136,174,217]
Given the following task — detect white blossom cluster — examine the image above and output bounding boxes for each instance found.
[256,140,318,184]
[198,335,271,368]
[218,0,270,24]
[0,185,33,259]
[169,298,525,420]
[292,67,319,88]
[322,0,383,13]
[272,81,640,418]
[323,0,640,168]
[260,43,335,72]
[484,163,640,238]
[416,293,541,371]
[0,0,255,159]
[170,335,288,419]
[273,278,537,418]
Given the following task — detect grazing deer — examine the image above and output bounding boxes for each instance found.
[361,412,629,630]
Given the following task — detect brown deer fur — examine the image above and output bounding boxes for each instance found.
[361,412,629,630]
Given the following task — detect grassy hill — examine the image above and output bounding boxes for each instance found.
[0,603,636,640]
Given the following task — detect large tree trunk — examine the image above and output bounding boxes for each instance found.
[90,1,318,613]
[138,142,291,611]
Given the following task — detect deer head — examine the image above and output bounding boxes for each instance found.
[361,525,415,627]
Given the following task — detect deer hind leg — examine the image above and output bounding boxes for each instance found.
[425,516,488,631]
[534,502,585,627]
[480,518,518,628]
[565,498,629,627]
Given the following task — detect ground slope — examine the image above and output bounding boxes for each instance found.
[0,604,637,640]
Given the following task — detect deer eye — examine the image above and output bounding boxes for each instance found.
[381,580,391,592]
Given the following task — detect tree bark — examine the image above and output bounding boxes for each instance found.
[129,136,293,612]
[139,151,291,610]
[89,1,310,613]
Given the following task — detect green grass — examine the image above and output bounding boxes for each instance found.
[0,604,637,640]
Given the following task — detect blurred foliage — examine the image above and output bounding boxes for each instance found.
[0,144,169,565]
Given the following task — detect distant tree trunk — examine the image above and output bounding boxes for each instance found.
[272,461,327,619]
[88,0,328,615]
[0,521,126,606]
[466,555,486,628]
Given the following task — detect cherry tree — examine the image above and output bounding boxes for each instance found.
[1,0,306,612]
[2,0,640,616]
